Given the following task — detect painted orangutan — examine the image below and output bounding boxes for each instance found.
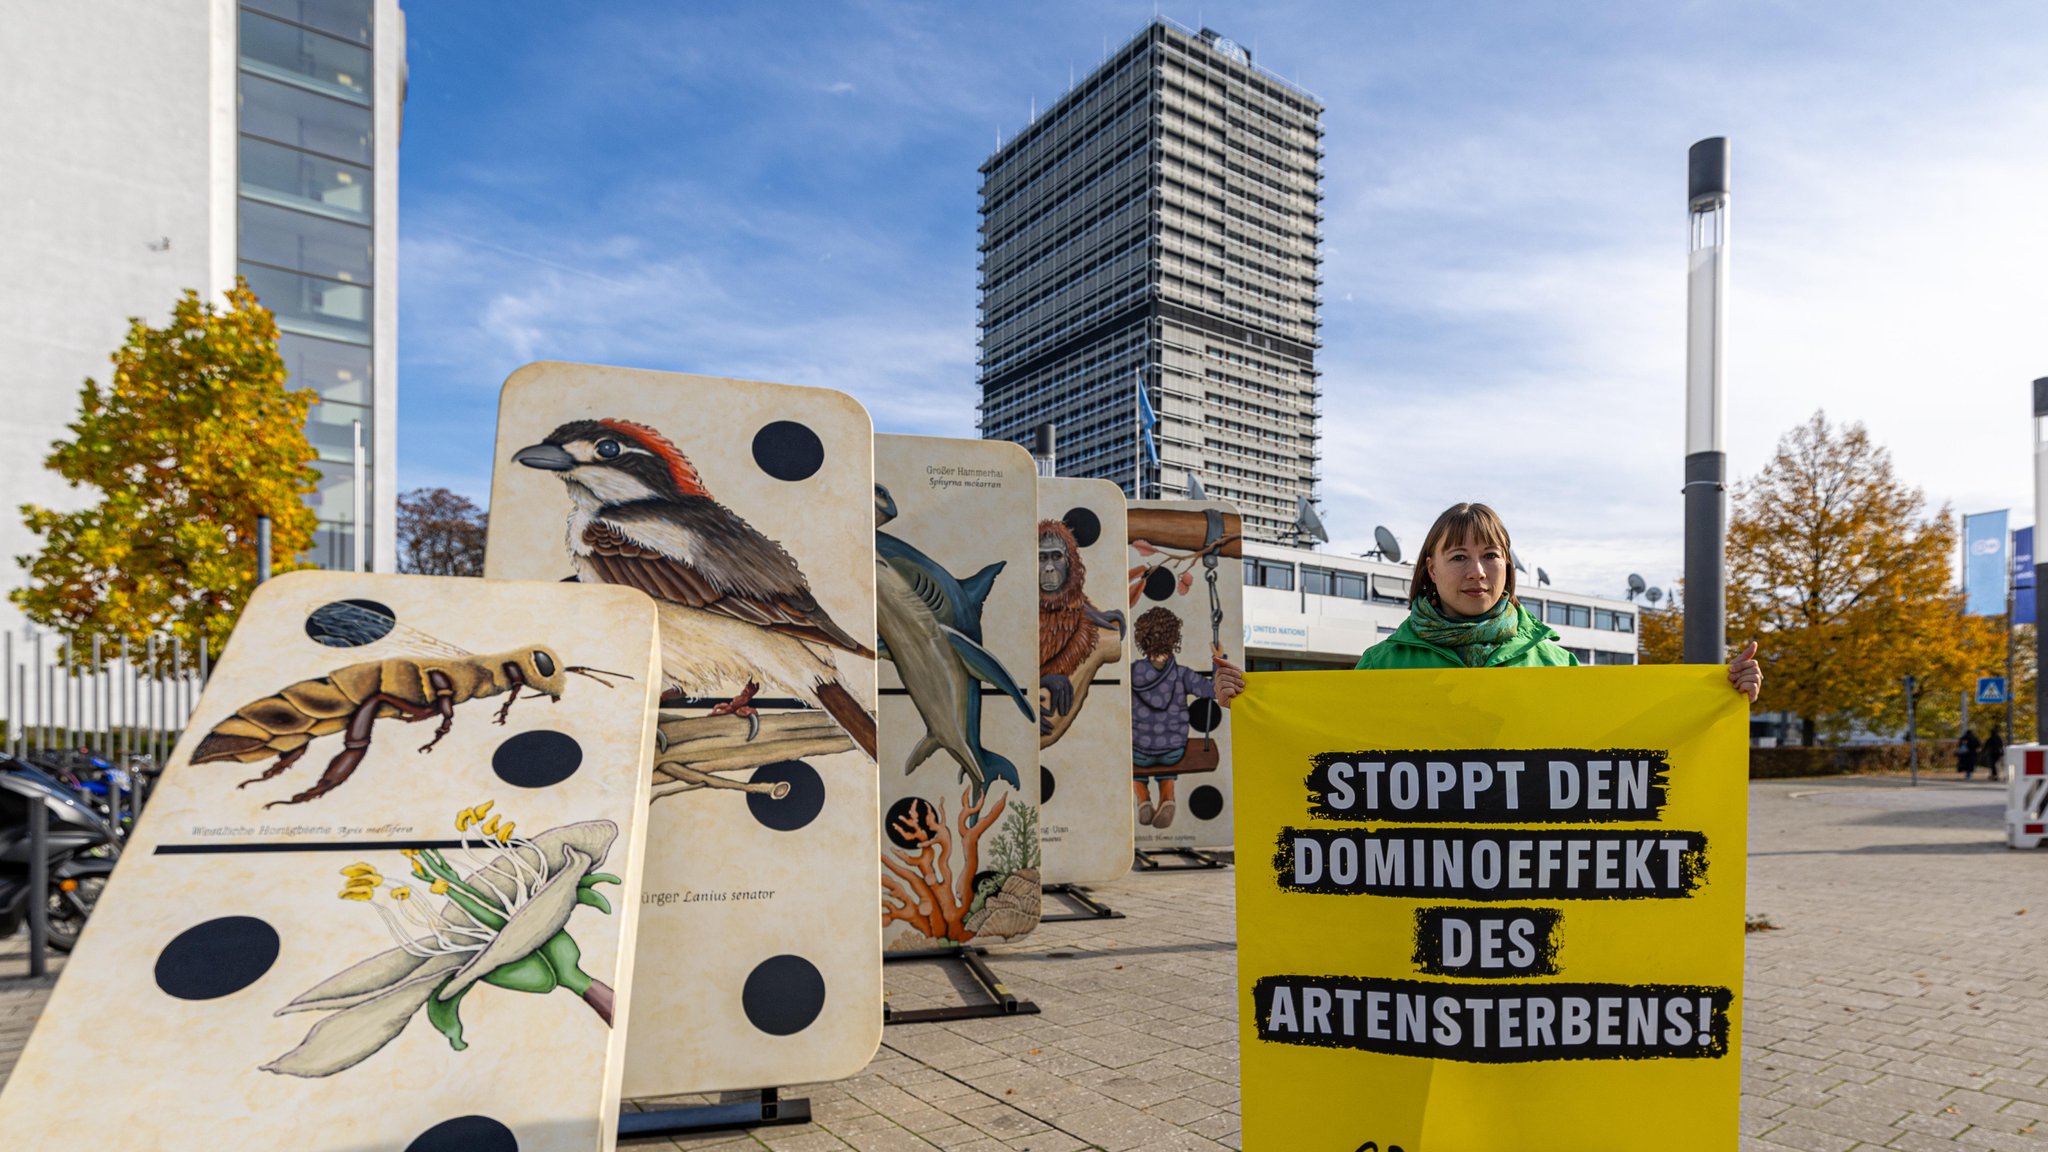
[1038,518,1127,735]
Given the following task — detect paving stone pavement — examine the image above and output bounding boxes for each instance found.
[1,776,2044,1150]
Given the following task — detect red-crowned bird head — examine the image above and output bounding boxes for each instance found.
[514,418,711,504]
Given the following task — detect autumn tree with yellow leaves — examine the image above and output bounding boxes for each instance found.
[11,282,317,662]
[1644,412,2006,746]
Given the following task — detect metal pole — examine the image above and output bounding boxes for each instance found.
[257,514,273,585]
[26,797,48,977]
[1683,137,1730,667]
[1906,674,1918,786]
[2035,378,2048,742]
[3,632,11,757]
[352,419,367,573]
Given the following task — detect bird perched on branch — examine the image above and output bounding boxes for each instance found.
[514,418,877,760]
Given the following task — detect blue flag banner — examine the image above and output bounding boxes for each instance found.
[1137,375,1160,465]
[2015,526,2035,626]
[1963,510,2009,617]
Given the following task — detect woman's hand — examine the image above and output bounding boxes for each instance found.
[1214,653,1247,709]
[1727,640,1762,702]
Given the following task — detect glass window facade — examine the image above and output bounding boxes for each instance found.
[243,0,372,46]
[240,136,370,222]
[1245,558,1295,591]
[238,0,378,569]
[239,8,371,101]
[1547,602,1592,629]
[240,73,372,165]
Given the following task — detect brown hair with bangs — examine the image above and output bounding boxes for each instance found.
[1410,503,1517,609]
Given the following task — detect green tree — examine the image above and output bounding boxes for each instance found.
[11,281,317,662]
[1721,411,1995,745]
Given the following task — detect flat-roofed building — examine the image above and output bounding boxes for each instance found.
[2,0,404,633]
[1241,541,1644,670]
[978,18,1324,544]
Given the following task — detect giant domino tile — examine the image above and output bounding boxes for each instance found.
[1129,500,1243,854]
[874,434,1040,952]
[484,362,883,1096]
[1035,478,1135,886]
[0,571,663,1151]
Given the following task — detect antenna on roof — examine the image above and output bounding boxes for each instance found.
[1294,496,1330,545]
[1511,549,1529,574]
[1537,567,1551,587]
[1363,525,1402,564]
[1646,587,1664,606]
[1626,573,1647,601]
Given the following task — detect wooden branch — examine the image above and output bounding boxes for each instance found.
[652,711,854,786]
[1039,625,1126,749]
[1129,507,1244,557]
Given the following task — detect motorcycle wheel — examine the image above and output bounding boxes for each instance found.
[46,876,105,953]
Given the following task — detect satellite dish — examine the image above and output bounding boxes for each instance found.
[1186,473,1209,501]
[1511,550,1528,574]
[1537,567,1551,587]
[1373,525,1403,565]
[1646,587,1664,605]
[1295,496,1330,544]
[1627,573,1647,600]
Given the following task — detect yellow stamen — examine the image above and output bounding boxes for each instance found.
[398,848,419,859]
[481,815,501,839]
[339,888,372,901]
[496,821,515,844]
[344,875,380,892]
[340,862,378,878]
[473,799,494,818]
[430,878,449,895]
[390,887,412,902]
[455,809,476,831]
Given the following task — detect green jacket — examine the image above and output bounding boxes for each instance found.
[1354,602,1579,670]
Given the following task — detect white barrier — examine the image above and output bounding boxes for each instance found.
[2007,744,2047,849]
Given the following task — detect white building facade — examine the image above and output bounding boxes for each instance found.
[0,0,403,635]
[1241,541,1642,670]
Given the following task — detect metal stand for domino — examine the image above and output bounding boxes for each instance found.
[619,1089,812,1137]
[1040,882,1126,921]
[883,946,1042,1024]
[1134,847,1230,871]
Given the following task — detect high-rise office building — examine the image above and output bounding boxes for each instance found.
[977,19,1323,542]
[2,0,403,633]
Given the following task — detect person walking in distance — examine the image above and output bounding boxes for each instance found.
[1981,728,2005,783]
[1212,502,1763,705]
[1956,728,1981,780]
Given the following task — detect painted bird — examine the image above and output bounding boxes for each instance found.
[514,418,878,760]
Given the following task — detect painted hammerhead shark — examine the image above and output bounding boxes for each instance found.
[873,484,1033,801]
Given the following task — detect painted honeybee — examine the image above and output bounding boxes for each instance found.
[193,601,628,807]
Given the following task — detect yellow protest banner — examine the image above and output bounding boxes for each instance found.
[1234,666,1747,1152]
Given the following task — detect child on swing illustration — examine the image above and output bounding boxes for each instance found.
[1131,606,1221,829]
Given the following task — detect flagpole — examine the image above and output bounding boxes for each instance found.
[1133,366,1142,499]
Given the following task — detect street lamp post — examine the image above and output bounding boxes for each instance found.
[1684,138,1730,666]
[2034,378,2048,738]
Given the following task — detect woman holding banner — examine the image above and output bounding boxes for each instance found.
[1214,502,1762,704]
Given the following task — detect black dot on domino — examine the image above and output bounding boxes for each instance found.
[305,599,397,648]
[404,1115,517,1152]
[742,954,826,1036]
[155,916,280,1000]
[884,796,938,849]
[1142,567,1177,601]
[1189,785,1224,822]
[751,421,825,482]
[746,760,824,831]
[492,730,582,789]
[1062,507,1101,548]
[1039,765,1056,804]
[1188,699,1223,734]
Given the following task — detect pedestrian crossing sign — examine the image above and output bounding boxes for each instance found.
[1977,676,2008,705]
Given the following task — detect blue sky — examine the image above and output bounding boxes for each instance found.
[398,1,2048,598]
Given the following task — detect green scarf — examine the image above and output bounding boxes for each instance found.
[1409,596,1520,668]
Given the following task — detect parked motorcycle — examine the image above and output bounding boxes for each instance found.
[1,754,122,952]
